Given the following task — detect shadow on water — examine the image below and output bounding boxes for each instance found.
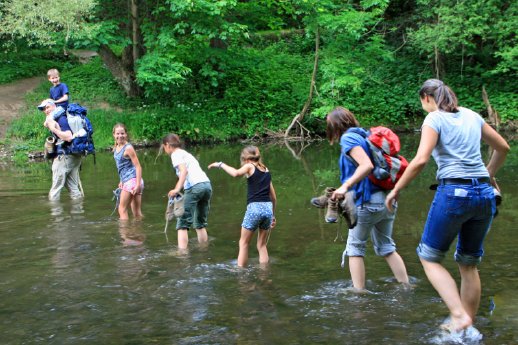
[0,137,517,344]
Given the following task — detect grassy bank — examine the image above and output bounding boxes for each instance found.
[4,48,517,165]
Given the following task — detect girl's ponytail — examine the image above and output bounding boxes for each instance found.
[419,79,459,113]
[240,146,266,170]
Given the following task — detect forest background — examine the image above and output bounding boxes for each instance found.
[1,0,516,162]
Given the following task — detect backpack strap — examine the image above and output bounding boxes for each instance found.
[342,128,371,166]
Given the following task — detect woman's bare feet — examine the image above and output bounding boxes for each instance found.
[440,313,472,332]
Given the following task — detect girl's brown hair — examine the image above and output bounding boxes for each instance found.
[240,146,266,170]
[419,79,459,113]
[112,123,129,150]
[155,133,182,163]
[161,133,182,148]
[326,106,360,144]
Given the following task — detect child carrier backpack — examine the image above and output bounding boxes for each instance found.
[347,126,408,190]
[65,103,95,157]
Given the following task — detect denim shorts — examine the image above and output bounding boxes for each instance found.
[242,202,273,231]
[417,182,496,265]
[176,182,212,230]
[343,191,397,258]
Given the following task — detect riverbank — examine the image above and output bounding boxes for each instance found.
[1,54,516,166]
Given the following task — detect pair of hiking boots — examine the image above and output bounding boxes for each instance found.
[165,193,185,221]
[311,187,358,229]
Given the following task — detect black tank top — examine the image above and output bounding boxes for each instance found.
[247,165,271,204]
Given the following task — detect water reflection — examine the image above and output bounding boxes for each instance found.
[48,199,87,269]
[0,140,517,344]
[118,219,146,247]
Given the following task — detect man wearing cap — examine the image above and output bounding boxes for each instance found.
[38,99,84,200]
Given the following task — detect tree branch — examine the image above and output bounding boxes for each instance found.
[284,27,320,139]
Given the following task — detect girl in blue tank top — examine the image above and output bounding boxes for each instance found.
[113,123,144,220]
[208,146,277,267]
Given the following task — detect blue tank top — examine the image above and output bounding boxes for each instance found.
[114,143,136,182]
[247,165,271,204]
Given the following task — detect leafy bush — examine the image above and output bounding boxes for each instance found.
[0,46,77,84]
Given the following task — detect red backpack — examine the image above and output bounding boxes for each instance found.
[347,126,408,190]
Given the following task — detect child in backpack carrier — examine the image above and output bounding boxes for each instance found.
[113,123,144,220]
[208,146,277,267]
[47,68,69,110]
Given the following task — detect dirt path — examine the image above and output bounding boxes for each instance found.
[0,76,44,139]
[0,50,99,141]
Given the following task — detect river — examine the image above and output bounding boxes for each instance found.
[1,136,516,344]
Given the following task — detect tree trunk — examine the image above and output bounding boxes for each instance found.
[98,45,140,97]
[130,0,144,64]
[284,28,320,139]
[97,0,143,97]
[482,86,500,130]
[482,86,501,163]
[210,37,228,50]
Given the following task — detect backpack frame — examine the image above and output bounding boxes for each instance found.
[65,103,95,157]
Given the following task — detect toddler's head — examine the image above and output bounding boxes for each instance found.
[47,69,61,86]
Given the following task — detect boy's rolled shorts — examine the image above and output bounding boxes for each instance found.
[417,183,496,265]
[122,178,144,194]
[177,181,212,230]
[242,202,273,231]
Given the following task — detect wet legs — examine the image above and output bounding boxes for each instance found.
[384,251,409,285]
[237,227,269,267]
[348,251,408,290]
[238,227,253,267]
[420,258,473,331]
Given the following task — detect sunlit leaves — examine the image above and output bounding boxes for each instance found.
[0,0,96,48]
[407,0,517,75]
[136,52,191,97]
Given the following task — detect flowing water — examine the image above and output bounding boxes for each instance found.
[1,136,517,345]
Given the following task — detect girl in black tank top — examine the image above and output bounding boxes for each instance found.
[208,146,277,267]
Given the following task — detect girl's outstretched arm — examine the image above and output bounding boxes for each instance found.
[208,162,254,177]
[125,145,142,195]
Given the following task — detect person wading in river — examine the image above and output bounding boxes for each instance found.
[385,79,509,332]
[326,106,409,291]
[39,99,84,200]
[162,133,212,250]
[208,146,277,267]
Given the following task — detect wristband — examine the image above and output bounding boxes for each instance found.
[218,162,223,168]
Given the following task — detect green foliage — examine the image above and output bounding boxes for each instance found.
[2,0,516,165]
[407,0,518,76]
[136,52,192,96]
[0,47,76,84]
[0,0,96,49]
[63,57,129,106]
